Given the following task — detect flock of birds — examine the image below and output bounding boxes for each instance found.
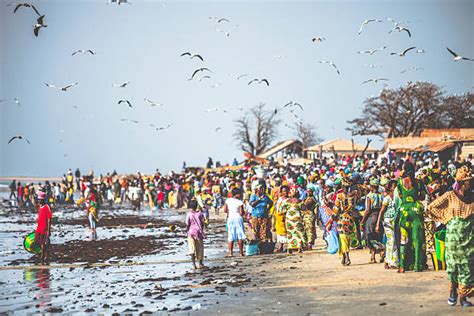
[4,3,473,147]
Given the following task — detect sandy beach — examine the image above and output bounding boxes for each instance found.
[0,197,470,315]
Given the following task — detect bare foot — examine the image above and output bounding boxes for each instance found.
[226,253,233,257]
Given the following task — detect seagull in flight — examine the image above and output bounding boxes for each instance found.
[113,81,130,88]
[283,101,303,111]
[318,61,341,75]
[206,108,228,113]
[33,15,47,37]
[216,24,239,37]
[156,124,173,131]
[416,49,425,54]
[357,46,387,55]
[13,3,40,15]
[14,98,21,106]
[388,26,411,37]
[362,78,390,84]
[365,64,382,68]
[197,75,211,82]
[144,98,162,106]
[45,82,79,91]
[233,74,248,80]
[108,0,132,5]
[312,37,326,42]
[8,135,31,145]
[189,68,212,80]
[72,49,95,56]
[390,46,416,57]
[180,52,204,61]
[215,127,222,132]
[118,100,133,107]
[248,79,269,86]
[446,47,474,61]
[400,67,424,74]
[358,19,383,35]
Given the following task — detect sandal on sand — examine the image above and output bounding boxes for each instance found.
[460,297,472,307]
[346,259,351,266]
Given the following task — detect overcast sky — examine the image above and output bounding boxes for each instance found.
[0,0,472,177]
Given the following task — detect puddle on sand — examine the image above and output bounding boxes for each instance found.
[0,203,227,314]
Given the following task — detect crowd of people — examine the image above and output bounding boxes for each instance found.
[9,151,473,307]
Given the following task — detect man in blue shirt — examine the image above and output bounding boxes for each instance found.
[249,185,273,241]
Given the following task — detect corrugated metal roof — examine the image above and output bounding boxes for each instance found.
[306,139,378,152]
[256,139,302,159]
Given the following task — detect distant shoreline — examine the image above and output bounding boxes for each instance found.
[0,176,62,183]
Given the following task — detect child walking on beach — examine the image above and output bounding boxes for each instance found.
[185,199,205,270]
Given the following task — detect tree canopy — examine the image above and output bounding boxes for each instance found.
[347,81,474,138]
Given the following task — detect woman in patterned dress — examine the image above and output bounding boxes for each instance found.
[283,187,306,254]
[395,161,428,273]
[361,178,385,264]
[272,186,289,253]
[303,187,318,250]
[426,165,473,307]
[332,177,356,266]
[377,179,399,269]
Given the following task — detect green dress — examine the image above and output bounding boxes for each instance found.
[427,191,473,298]
[395,178,427,271]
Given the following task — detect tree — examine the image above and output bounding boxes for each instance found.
[295,122,323,148]
[233,103,281,156]
[347,81,473,138]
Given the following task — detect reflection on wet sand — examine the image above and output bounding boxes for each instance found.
[24,268,51,308]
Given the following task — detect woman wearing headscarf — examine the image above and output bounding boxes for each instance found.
[302,187,318,250]
[361,178,385,264]
[376,179,399,269]
[272,185,289,252]
[395,161,428,273]
[426,165,473,307]
[331,177,356,266]
[283,187,306,254]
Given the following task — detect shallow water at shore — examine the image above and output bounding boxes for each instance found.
[0,200,229,314]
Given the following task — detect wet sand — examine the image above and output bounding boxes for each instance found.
[0,198,471,315]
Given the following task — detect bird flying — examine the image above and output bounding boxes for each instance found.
[362,78,390,84]
[156,124,173,131]
[8,135,31,145]
[416,49,425,53]
[357,46,387,55]
[390,46,416,57]
[45,82,79,91]
[206,108,228,113]
[318,61,341,75]
[358,19,383,35]
[108,0,132,5]
[215,127,222,132]
[400,67,424,74]
[283,101,304,111]
[446,47,474,61]
[234,74,248,80]
[312,37,326,42]
[388,26,411,37]
[13,3,40,15]
[189,68,212,80]
[180,52,204,61]
[118,100,133,107]
[72,49,95,56]
[14,98,21,106]
[248,79,269,86]
[33,15,47,37]
[113,82,130,88]
[144,98,162,106]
